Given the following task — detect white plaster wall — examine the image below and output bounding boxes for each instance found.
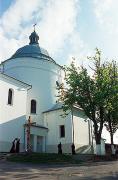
[44,109,72,145]
[44,108,92,154]
[3,57,63,126]
[0,77,27,152]
[102,127,118,145]
[73,109,89,146]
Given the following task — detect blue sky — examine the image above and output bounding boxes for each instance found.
[0,0,12,16]
[0,0,118,67]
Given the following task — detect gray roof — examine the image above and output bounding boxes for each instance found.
[43,103,85,114]
[0,73,32,88]
[10,30,51,59]
[43,102,63,113]
[2,31,63,67]
[24,123,48,130]
[11,44,49,59]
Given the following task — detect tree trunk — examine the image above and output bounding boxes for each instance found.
[95,133,101,155]
[108,117,115,155]
[95,107,104,155]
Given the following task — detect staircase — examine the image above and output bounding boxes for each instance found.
[76,145,93,154]
[0,153,10,161]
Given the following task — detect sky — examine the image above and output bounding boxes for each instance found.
[0,0,118,67]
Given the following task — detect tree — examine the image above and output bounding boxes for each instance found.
[58,49,114,155]
[104,61,118,154]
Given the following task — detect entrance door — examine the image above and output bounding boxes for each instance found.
[37,136,43,152]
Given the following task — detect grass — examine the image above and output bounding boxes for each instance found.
[7,153,81,164]
[7,153,117,165]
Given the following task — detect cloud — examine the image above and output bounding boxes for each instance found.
[0,27,18,62]
[0,0,88,66]
[93,0,118,35]
[92,0,118,61]
[0,0,42,37]
[68,32,91,64]
[0,0,43,61]
[39,0,79,55]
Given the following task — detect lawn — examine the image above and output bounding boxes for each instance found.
[7,153,80,164]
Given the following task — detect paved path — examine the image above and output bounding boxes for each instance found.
[0,160,118,179]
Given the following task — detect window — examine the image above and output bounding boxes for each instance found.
[31,99,36,114]
[60,125,65,138]
[8,89,13,105]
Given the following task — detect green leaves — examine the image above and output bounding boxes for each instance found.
[58,49,118,145]
[103,61,118,138]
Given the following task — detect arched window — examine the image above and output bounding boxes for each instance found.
[8,89,13,105]
[31,99,36,114]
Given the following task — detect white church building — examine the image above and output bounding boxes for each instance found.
[0,30,106,154]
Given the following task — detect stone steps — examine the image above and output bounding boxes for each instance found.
[0,153,10,161]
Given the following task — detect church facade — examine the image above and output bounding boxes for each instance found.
[0,30,105,154]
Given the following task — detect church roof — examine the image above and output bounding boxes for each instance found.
[24,123,48,130]
[11,44,50,59]
[8,29,56,64]
[11,29,50,59]
[2,29,63,68]
[43,102,63,113]
[0,73,32,88]
[43,103,84,113]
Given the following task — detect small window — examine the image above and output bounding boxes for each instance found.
[8,89,13,105]
[31,99,36,114]
[60,125,65,138]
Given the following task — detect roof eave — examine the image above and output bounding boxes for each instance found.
[0,73,32,89]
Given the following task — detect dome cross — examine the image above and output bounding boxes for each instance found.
[33,23,37,32]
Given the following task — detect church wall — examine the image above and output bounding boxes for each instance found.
[73,109,91,154]
[3,57,64,126]
[43,109,72,153]
[0,77,28,152]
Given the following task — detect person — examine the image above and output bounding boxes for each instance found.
[58,142,62,154]
[16,138,20,153]
[14,138,18,153]
[71,143,76,155]
[10,140,15,153]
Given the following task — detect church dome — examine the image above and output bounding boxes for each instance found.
[10,29,52,60]
[11,44,49,59]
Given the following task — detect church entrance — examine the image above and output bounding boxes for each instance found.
[30,135,43,152]
[24,123,48,153]
[30,134,34,151]
[37,136,43,152]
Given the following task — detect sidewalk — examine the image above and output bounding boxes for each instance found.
[0,159,118,179]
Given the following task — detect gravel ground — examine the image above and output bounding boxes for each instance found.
[0,160,118,179]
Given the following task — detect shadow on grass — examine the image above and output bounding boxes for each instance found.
[7,153,83,165]
[6,153,118,168]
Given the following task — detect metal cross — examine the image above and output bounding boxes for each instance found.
[33,23,37,31]
[26,116,36,152]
